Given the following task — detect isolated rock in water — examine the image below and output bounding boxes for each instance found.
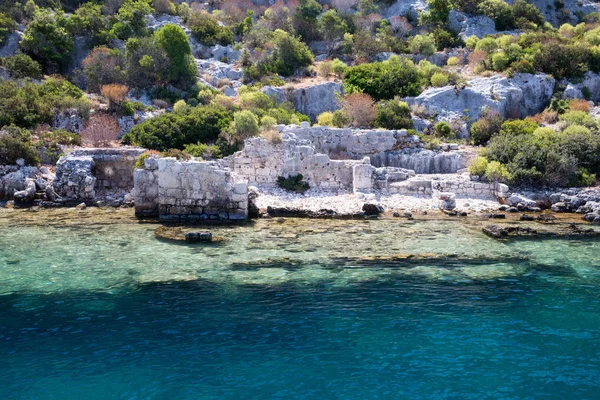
[263,82,342,121]
[449,10,496,39]
[75,202,87,210]
[405,73,555,125]
[185,232,213,243]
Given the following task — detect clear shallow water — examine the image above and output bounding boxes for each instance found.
[1,210,600,399]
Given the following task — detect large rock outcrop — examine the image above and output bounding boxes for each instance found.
[405,73,555,125]
[507,0,599,27]
[564,72,600,102]
[263,82,342,121]
[449,10,497,39]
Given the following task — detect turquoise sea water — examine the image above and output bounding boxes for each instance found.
[1,210,600,399]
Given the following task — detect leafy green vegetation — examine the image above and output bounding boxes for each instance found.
[277,174,310,192]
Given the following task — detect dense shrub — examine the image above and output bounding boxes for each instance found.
[433,121,454,138]
[430,73,448,87]
[0,78,89,129]
[485,161,511,183]
[189,10,233,46]
[269,29,314,76]
[0,54,43,79]
[65,2,112,45]
[376,100,413,130]
[470,109,503,145]
[123,105,233,151]
[20,9,74,73]
[317,112,334,126]
[124,37,170,89]
[483,120,600,187]
[341,93,377,128]
[468,156,488,176]
[183,143,222,159]
[154,24,197,87]
[478,0,514,31]
[111,0,154,40]
[0,136,39,165]
[277,174,310,192]
[343,56,423,100]
[0,12,16,46]
[82,47,127,92]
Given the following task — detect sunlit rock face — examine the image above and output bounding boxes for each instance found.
[405,73,555,125]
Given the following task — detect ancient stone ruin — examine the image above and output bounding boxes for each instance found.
[134,157,248,222]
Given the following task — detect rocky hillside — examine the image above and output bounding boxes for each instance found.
[1,0,600,189]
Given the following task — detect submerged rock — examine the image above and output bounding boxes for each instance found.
[483,223,600,239]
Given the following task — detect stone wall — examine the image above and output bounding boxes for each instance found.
[369,149,469,174]
[379,175,509,199]
[68,148,146,193]
[278,125,467,174]
[222,133,362,190]
[134,158,248,222]
[281,126,421,158]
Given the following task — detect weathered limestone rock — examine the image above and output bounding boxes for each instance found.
[405,73,555,126]
[434,191,456,210]
[0,165,42,200]
[353,161,374,194]
[449,10,496,39]
[52,109,85,134]
[263,82,342,121]
[0,30,23,58]
[362,203,384,216]
[13,178,36,204]
[564,72,600,102]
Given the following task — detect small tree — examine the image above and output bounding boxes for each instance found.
[101,84,129,111]
[81,113,121,147]
[342,93,377,128]
[154,24,197,87]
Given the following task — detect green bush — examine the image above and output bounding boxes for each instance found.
[189,10,233,46]
[20,9,74,73]
[110,0,154,40]
[332,110,350,128]
[478,0,514,31]
[0,54,43,79]
[559,111,597,131]
[343,56,423,100]
[376,100,413,130]
[277,174,310,192]
[0,12,17,47]
[317,112,334,126]
[183,143,222,159]
[269,29,314,77]
[0,136,39,165]
[430,73,449,87]
[154,24,197,87]
[408,34,436,56]
[470,109,503,145]
[434,121,453,138]
[233,110,260,139]
[0,77,89,129]
[122,104,233,151]
[485,160,511,183]
[468,156,488,176]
